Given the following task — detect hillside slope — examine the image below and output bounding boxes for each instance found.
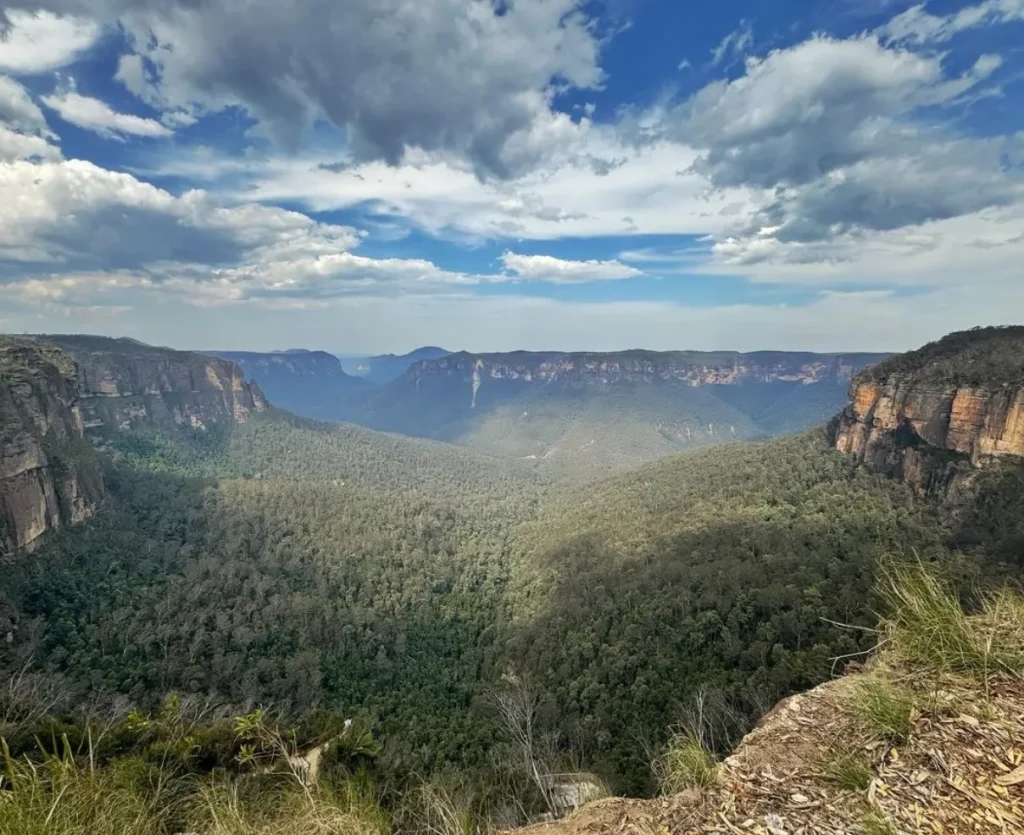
[516,573,1024,835]
[348,349,889,473]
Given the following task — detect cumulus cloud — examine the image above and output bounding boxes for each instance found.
[658,32,1024,260]
[0,158,623,309]
[140,139,754,242]
[501,252,643,282]
[878,0,1024,45]
[0,75,53,136]
[0,9,100,74]
[0,75,60,160]
[40,78,173,139]
[0,125,60,161]
[23,0,605,178]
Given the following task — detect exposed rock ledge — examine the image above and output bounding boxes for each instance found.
[515,667,1024,835]
[832,381,1024,494]
[0,337,102,557]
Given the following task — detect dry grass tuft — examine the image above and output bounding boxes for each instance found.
[653,734,717,794]
[821,749,873,792]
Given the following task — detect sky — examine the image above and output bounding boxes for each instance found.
[0,0,1023,354]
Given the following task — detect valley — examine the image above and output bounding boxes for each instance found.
[2,327,1024,833]
[214,346,890,476]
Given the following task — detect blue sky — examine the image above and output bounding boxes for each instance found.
[1,0,1023,353]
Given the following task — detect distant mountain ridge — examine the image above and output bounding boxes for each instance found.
[340,346,451,384]
[209,349,365,420]
[404,348,886,389]
[346,348,891,474]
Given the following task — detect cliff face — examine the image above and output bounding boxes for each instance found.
[834,381,1024,493]
[0,338,103,558]
[832,328,1024,494]
[46,336,268,433]
[408,350,888,391]
[209,349,364,420]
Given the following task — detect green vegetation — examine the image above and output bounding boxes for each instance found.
[822,750,873,792]
[848,677,914,743]
[879,563,1024,680]
[861,809,900,835]
[4,423,974,795]
[653,734,717,793]
[861,325,1024,387]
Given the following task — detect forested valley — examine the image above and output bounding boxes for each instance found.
[4,329,1024,835]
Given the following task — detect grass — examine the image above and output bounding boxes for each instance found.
[879,564,1024,680]
[188,780,389,835]
[0,741,165,835]
[822,750,873,792]
[0,737,390,835]
[849,676,915,744]
[861,809,899,835]
[654,734,717,794]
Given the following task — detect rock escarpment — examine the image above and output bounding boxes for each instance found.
[209,349,364,420]
[45,335,268,433]
[1,335,268,558]
[409,349,888,390]
[832,327,1024,494]
[0,337,103,558]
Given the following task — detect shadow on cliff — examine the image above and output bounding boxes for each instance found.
[948,459,1024,572]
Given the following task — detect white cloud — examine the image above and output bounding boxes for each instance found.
[0,125,59,161]
[0,75,53,136]
[0,75,60,160]
[41,87,172,139]
[0,9,100,74]
[140,138,756,242]
[501,252,643,283]
[878,0,1024,45]
[0,157,526,309]
[655,32,1024,255]
[23,0,605,178]
[710,20,753,67]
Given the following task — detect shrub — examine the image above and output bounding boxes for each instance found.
[849,677,914,744]
[653,734,716,794]
[822,750,873,792]
[880,564,1024,679]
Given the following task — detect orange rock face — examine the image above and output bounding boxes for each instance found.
[834,381,1024,493]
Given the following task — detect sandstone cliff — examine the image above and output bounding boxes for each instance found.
[45,335,268,433]
[2,335,269,558]
[0,337,103,558]
[832,327,1024,493]
[409,349,888,390]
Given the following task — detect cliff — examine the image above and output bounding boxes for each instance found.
[209,349,364,420]
[0,337,103,558]
[833,327,1024,493]
[408,349,888,391]
[44,335,268,433]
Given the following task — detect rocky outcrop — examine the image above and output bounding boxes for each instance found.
[0,337,103,558]
[208,349,364,420]
[45,336,268,433]
[832,329,1024,494]
[408,350,888,391]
